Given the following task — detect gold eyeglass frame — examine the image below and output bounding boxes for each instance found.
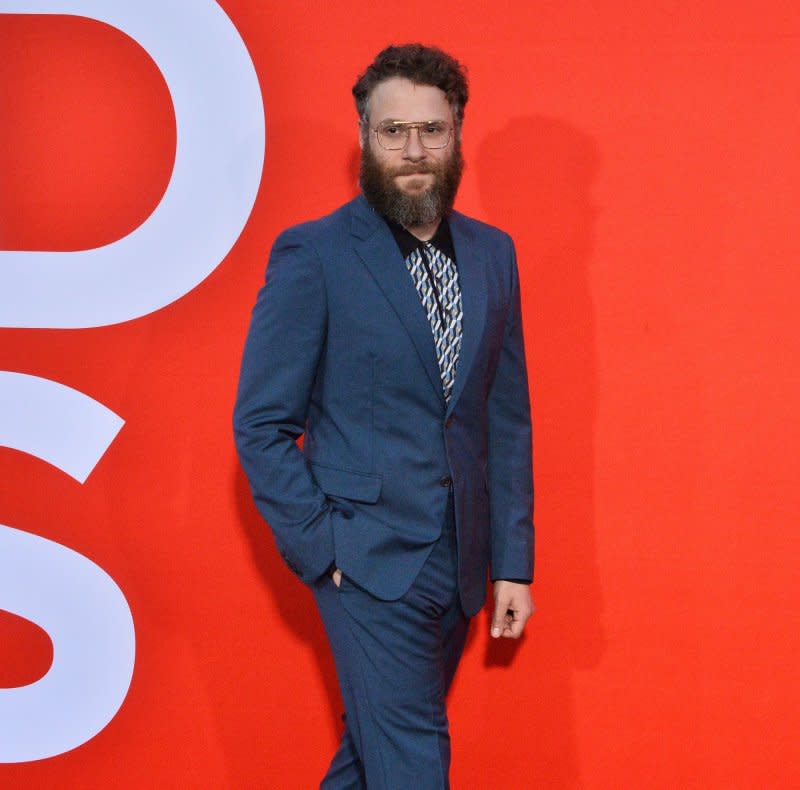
[371,120,453,150]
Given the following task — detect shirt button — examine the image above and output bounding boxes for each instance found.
[439,475,452,487]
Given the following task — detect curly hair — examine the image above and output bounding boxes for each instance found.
[352,43,469,130]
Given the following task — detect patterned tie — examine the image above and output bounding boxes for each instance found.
[403,241,464,404]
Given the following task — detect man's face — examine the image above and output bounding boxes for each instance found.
[359,77,463,228]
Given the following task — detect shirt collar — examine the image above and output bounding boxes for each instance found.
[384,215,457,262]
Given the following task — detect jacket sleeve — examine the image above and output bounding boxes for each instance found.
[232,227,337,584]
[486,236,535,583]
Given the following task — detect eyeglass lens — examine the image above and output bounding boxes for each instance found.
[375,121,451,150]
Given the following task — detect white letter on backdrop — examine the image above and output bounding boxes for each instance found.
[0,0,265,762]
[0,0,265,328]
[0,373,130,763]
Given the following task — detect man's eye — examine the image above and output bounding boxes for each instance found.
[425,125,441,134]
[383,126,401,135]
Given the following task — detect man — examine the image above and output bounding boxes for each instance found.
[233,43,535,789]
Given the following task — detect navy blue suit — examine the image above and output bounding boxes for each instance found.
[234,194,534,787]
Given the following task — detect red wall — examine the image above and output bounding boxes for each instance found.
[2,2,799,787]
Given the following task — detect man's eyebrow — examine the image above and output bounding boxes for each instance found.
[381,119,447,124]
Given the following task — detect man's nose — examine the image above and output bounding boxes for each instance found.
[402,127,427,160]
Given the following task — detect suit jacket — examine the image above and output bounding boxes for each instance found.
[233,194,534,617]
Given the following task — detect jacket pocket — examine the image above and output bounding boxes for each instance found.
[310,461,382,503]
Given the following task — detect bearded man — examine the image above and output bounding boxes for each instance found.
[234,43,535,789]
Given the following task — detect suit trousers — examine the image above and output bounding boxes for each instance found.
[311,487,471,789]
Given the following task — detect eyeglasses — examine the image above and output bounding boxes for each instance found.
[372,120,453,150]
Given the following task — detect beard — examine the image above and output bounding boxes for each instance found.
[359,139,464,228]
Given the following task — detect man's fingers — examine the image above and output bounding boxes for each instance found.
[491,594,512,638]
[491,582,534,639]
[497,608,524,639]
[506,608,529,638]
[492,599,533,639]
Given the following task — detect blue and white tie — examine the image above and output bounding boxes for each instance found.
[403,242,463,404]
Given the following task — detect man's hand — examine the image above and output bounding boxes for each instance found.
[491,581,534,639]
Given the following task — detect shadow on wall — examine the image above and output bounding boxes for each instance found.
[229,119,363,753]
[475,114,606,785]
[232,461,345,737]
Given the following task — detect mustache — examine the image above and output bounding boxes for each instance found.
[389,164,438,176]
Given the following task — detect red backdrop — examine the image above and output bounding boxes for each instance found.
[1,2,799,787]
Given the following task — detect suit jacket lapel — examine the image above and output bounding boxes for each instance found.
[446,211,488,417]
[350,196,446,408]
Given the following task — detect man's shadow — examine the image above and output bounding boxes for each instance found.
[471,114,606,786]
[231,121,362,741]
[233,458,345,736]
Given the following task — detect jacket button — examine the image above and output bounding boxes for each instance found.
[445,416,454,428]
[439,475,452,487]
